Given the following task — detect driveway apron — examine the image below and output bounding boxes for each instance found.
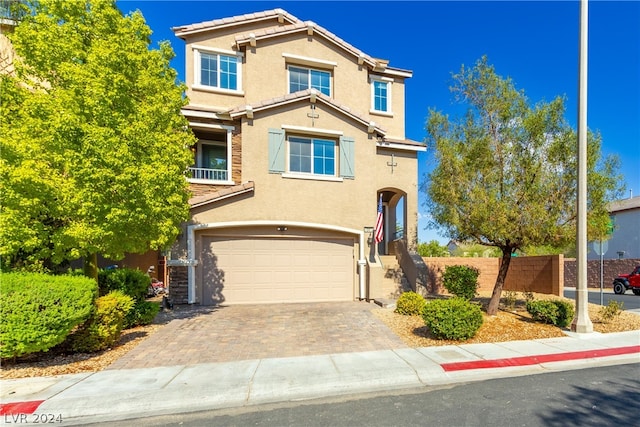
[108,301,407,370]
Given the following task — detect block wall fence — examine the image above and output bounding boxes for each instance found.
[564,258,640,288]
[421,255,564,296]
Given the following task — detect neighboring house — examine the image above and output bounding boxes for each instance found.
[166,8,425,305]
[588,195,640,260]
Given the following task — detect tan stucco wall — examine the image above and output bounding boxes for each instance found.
[188,101,418,246]
[183,25,408,139]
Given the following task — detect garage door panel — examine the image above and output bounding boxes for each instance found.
[201,236,354,305]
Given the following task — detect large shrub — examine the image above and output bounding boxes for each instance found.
[395,291,426,316]
[98,268,149,300]
[422,297,484,340]
[98,268,156,328]
[442,265,479,300]
[526,299,575,328]
[0,273,97,359]
[125,300,160,328]
[68,291,134,353]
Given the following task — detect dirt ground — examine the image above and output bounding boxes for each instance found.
[372,292,640,348]
[2,292,639,380]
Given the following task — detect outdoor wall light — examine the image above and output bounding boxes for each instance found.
[277,226,288,232]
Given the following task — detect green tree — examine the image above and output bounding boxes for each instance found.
[424,57,622,315]
[0,0,195,277]
[417,240,450,257]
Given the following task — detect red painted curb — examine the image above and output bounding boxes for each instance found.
[441,345,640,372]
[0,400,45,416]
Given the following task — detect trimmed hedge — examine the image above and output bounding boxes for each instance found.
[526,299,575,328]
[422,297,484,340]
[442,265,479,300]
[395,291,426,316]
[0,273,97,359]
[68,291,134,353]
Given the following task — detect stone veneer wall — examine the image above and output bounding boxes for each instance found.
[564,258,640,288]
[168,266,189,304]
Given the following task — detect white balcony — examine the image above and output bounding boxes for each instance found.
[188,167,229,183]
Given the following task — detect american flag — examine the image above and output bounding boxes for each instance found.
[374,195,384,244]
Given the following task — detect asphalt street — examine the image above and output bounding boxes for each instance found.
[93,363,640,427]
[564,288,640,311]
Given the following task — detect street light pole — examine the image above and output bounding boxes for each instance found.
[572,0,593,333]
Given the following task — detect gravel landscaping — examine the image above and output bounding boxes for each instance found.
[2,292,639,380]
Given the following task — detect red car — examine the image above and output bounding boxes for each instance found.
[613,265,640,295]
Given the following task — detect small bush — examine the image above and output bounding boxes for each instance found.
[442,265,479,300]
[125,300,160,328]
[0,273,97,359]
[503,291,517,310]
[98,268,150,301]
[395,292,426,316]
[553,300,575,328]
[599,300,624,322]
[526,299,574,327]
[526,300,558,325]
[522,291,535,304]
[422,297,484,340]
[68,291,134,353]
[98,268,156,328]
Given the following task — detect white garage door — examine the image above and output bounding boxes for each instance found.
[201,236,354,305]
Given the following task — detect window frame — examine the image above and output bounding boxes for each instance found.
[369,75,393,115]
[286,135,337,177]
[192,46,244,95]
[287,65,331,96]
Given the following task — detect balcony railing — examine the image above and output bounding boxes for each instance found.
[189,167,228,181]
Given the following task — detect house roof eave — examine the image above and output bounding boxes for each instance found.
[172,8,301,39]
[228,89,387,136]
[189,182,255,209]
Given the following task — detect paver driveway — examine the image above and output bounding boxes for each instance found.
[108,301,407,370]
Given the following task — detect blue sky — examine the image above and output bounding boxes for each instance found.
[117,0,640,244]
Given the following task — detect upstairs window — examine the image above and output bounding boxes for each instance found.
[289,136,335,176]
[289,66,331,96]
[268,128,354,180]
[370,76,392,114]
[193,47,242,93]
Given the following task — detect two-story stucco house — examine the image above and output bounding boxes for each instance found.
[588,195,640,261]
[166,9,425,305]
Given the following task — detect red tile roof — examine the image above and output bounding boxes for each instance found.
[172,8,300,37]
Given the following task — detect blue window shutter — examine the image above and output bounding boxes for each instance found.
[339,136,355,178]
[268,128,285,173]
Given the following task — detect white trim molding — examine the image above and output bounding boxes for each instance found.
[193,46,244,94]
[282,124,344,137]
[282,52,338,68]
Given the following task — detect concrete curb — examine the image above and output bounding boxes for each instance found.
[2,330,639,426]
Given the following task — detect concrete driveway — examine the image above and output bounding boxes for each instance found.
[108,301,407,370]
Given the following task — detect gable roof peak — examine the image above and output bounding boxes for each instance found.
[172,8,301,38]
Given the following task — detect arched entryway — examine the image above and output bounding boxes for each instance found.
[375,188,407,256]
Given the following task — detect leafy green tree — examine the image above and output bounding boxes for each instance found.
[417,240,450,257]
[0,0,195,277]
[424,57,622,315]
